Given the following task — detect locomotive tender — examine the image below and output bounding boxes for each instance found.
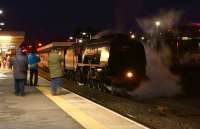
[38,33,147,93]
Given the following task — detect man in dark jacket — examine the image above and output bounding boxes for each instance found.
[11,48,28,96]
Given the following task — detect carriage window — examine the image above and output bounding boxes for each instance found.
[83,54,100,64]
[83,48,100,64]
[100,47,110,64]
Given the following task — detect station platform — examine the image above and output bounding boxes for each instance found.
[0,68,149,129]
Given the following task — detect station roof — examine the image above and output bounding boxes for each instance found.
[0,31,25,48]
[37,42,75,52]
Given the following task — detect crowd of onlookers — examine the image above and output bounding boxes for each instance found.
[1,49,41,96]
[2,48,64,96]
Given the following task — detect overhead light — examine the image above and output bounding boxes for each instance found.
[182,37,192,40]
[155,21,161,26]
[38,43,42,47]
[0,10,3,14]
[97,68,102,72]
[0,22,5,26]
[78,39,83,43]
[0,36,12,41]
[82,32,87,35]
[141,36,145,40]
[69,36,73,40]
[131,34,135,39]
[2,48,7,51]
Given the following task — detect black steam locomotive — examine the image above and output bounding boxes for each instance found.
[38,33,147,93]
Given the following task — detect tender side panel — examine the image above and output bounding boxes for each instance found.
[65,48,77,70]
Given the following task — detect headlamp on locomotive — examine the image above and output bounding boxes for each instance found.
[126,71,134,78]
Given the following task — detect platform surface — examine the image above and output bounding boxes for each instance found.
[0,68,149,129]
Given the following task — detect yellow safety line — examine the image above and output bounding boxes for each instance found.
[37,86,108,129]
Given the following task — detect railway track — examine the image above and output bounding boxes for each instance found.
[39,69,200,129]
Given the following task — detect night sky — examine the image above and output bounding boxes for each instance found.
[0,0,200,42]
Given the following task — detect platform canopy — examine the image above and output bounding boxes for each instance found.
[37,42,75,53]
[0,31,25,56]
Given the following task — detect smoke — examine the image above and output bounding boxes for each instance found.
[137,9,182,34]
[129,10,183,98]
[129,45,182,98]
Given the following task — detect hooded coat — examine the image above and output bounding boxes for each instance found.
[48,51,64,78]
[11,48,28,79]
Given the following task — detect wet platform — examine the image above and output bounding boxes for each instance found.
[0,68,149,129]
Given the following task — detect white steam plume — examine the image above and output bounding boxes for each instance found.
[137,9,182,35]
[129,45,182,98]
[129,10,183,98]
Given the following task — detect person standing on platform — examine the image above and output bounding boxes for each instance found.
[0,55,2,68]
[2,57,6,68]
[11,48,28,96]
[48,49,64,95]
[7,55,12,69]
[28,50,40,86]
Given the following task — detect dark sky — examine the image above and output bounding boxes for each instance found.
[0,0,200,42]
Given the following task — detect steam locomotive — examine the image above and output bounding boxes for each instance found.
[38,32,147,93]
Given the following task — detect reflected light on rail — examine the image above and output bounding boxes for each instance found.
[0,36,12,42]
[131,34,135,39]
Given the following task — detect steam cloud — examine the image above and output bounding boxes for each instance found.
[130,45,182,98]
[137,9,182,34]
[130,10,183,98]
